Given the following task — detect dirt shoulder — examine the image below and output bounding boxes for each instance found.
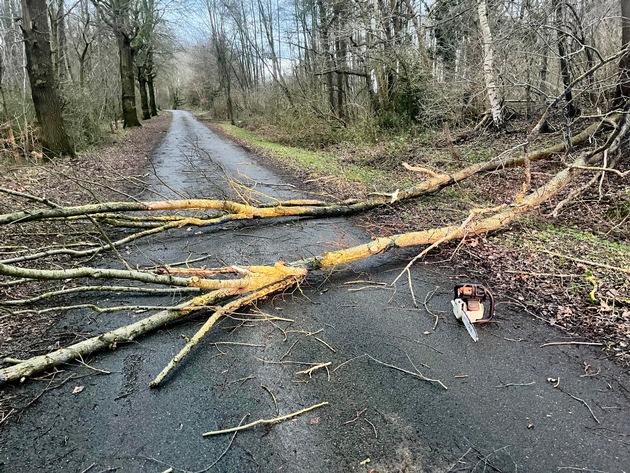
[204,118,630,366]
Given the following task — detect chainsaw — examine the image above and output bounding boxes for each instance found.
[451,284,495,342]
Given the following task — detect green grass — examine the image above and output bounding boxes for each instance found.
[498,223,630,271]
[535,224,630,254]
[218,123,395,188]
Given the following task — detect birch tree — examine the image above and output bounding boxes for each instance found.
[476,0,504,128]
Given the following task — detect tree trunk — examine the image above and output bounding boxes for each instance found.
[137,65,151,120]
[148,75,158,116]
[538,40,552,133]
[335,39,345,120]
[117,33,141,128]
[54,0,69,82]
[226,74,235,125]
[554,0,579,118]
[334,2,346,121]
[0,52,8,121]
[615,0,630,106]
[316,0,335,114]
[476,0,504,128]
[147,49,158,116]
[20,0,75,157]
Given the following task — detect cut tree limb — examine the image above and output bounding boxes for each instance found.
[296,154,587,271]
[149,266,307,388]
[0,118,607,235]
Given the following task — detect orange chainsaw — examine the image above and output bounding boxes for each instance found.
[451,284,495,342]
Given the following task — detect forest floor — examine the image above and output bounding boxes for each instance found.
[205,116,630,366]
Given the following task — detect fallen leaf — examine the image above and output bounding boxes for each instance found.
[310,417,320,425]
[360,458,371,465]
[72,386,84,395]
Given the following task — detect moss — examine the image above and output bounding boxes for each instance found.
[462,145,496,164]
[534,225,630,254]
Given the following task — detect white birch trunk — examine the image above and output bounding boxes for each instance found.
[476,0,504,128]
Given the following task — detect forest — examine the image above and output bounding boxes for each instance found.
[0,1,628,153]
[0,2,629,471]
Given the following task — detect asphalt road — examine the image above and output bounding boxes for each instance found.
[1,111,629,473]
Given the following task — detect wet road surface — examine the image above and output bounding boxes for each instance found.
[1,111,629,472]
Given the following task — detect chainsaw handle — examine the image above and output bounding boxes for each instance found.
[476,286,495,323]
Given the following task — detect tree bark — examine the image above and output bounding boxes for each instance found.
[117,33,141,128]
[137,65,151,120]
[615,0,630,106]
[554,0,579,118]
[476,0,504,128]
[20,0,75,157]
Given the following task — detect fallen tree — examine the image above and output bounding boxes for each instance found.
[2,122,623,385]
[0,116,609,228]
[0,115,614,270]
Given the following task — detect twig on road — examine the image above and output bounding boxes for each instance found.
[366,353,447,390]
[423,286,441,330]
[296,362,332,379]
[261,385,279,416]
[548,378,600,424]
[314,337,336,353]
[344,408,367,424]
[540,341,604,348]
[202,402,329,437]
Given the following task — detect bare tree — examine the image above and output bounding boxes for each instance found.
[616,0,630,105]
[92,0,142,128]
[553,0,579,118]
